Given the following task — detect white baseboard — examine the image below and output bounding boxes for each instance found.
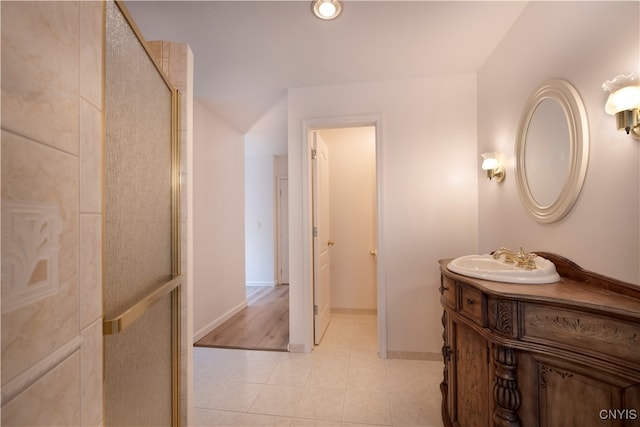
[245,281,276,287]
[288,343,305,353]
[386,351,443,361]
[331,307,377,315]
[193,300,248,342]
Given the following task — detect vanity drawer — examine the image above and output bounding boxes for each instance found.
[439,275,456,309]
[522,304,640,364]
[459,285,486,326]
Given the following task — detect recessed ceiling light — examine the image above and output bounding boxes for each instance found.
[312,0,342,20]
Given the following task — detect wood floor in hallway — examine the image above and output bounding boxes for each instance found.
[195,285,289,352]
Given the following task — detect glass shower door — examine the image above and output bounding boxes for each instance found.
[104,2,181,425]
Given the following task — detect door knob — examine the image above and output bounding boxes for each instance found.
[327,240,335,246]
[370,249,377,257]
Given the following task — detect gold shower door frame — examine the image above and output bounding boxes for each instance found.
[103,2,182,425]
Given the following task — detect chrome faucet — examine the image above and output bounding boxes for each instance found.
[492,246,538,270]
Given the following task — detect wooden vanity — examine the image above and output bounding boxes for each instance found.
[439,253,640,426]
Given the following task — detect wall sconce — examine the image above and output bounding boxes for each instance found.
[602,72,640,139]
[312,0,342,20]
[481,152,505,183]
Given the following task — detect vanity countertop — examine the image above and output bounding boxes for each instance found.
[439,257,640,322]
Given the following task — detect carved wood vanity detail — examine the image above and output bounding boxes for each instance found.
[439,253,640,426]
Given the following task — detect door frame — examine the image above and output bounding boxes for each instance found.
[299,114,387,357]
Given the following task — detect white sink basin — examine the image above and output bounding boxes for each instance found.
[447,254,560,284]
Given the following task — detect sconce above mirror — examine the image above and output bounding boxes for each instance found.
[602,72,640,139]
[515,79,589,223]
[481,152,505,183]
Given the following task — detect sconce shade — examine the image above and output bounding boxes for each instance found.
[481,152,499,170]
[603,72,640,139]
[481,157,499,171]
[481,152,505,183]
[604,85,640,115]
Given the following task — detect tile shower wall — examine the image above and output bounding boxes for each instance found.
[148,40,195,427]
[1,2,104,425]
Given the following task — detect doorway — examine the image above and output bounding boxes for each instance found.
[310,124,380,349]
[240,154,290,350]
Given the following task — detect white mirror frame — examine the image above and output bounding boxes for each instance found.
[516,79,589,223]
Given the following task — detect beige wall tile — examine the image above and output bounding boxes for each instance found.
[81,320,104,427]
[1,2,79,155]
[2,1,104,424]
[80,98,103,213]
[168,43,188,88]
[1,131,79,383]
[181,127,188,171]
[146,40,163,62]
[80,214,102,328]
[80,0,104,109]
[2,352,81,426]
[161,41,171,72]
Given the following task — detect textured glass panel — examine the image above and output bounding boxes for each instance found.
[104,2,173,425]
[104,295,173,425]
[105,2,172,317]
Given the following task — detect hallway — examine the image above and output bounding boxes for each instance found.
[192,314,444,426]
[195,286,289,352]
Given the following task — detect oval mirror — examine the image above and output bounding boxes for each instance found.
[516,79,589,223]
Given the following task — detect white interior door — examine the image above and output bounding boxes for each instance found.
[278,177,289,284]
[313,132,332,344]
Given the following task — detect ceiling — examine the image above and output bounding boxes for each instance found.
[124,1,528,133]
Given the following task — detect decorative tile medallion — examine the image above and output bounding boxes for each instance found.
[2,199,63,313]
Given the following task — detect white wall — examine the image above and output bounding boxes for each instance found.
[245,95,288,156]
[288,75,479,355]
[245,155,276,286]
[193,100,247,338]
[320,127,378,311]
[244,96,289,286]
[478,1,640,284]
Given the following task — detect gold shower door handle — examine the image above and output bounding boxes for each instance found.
[327,240,335,246]
[103,275,182,335]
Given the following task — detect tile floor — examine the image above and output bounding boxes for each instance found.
[193,314,445,426]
